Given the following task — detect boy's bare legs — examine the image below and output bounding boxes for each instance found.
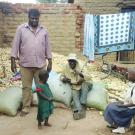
[38,121,42,129]
[44,117,52,127]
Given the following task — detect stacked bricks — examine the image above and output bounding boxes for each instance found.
[74,5,84,50]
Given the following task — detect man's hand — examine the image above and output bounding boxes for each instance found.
[76,77,84,85]
[74,70,84,78]
[76,80,83,85]
[11,57,17,73]
[48,97,53,102]
[47,58,52,73]
[62,77,71,84]
[116,102,125,107]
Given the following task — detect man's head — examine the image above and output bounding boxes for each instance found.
[67,53,78,69]
[28,9,40,28]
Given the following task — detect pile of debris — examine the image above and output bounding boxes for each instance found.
[0,47,128,102]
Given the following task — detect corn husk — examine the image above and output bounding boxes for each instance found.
[0,47,129,102]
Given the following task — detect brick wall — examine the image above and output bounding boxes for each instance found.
[74,0,135,14]
[74,0,122,14]
[0,11,3,45]
[0,1,134,61]
[0,3,83,56]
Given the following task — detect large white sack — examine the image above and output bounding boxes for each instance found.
[32,93,69,109]
[0,86,22,116]
[86,82,108,111]
[32,93,38,106]
[32,71,72,107]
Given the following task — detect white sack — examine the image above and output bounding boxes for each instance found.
[0,86,22,116]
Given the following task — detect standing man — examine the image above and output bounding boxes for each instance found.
[11,9,52,116]
[60,53,93,119]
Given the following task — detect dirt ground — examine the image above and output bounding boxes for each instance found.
[0,107,134,135]
[1,48,135,135]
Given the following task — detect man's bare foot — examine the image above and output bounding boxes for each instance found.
[20,111,29,117]
[44,122,52,127]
